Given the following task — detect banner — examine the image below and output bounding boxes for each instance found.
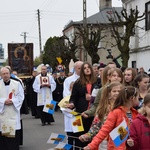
[109,119,129,147]
[70,115,84,133]
[8,43,33,75]
[47,133,66,144]
[43,100,57,115]
[48,142,72,150]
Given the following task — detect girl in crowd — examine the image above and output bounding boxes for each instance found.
[127,93,150,149]
[79,82,122,150]
[108,68,123,84]
[83,86,139,150]
[133,73,150,109]
[67,62,97,149]
[82,67,123,118]
[82,66,112,118]
[124,68,137,86]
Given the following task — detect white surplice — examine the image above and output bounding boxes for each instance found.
[32,73,56,106]
[0,79,24,136]
[62,72,79,132]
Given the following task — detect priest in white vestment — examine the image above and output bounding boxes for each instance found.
[62,61,83,150]
[0,67,24,150]
[33,65,56,126]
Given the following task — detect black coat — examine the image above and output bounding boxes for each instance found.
[69,80,97,113]
[69,80,98,133]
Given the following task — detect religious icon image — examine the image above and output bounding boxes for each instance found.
[8,43,33,75]
[118,126,128,141]
[72,118,81,126]
[46,104,54,110]
[40,76,50,85]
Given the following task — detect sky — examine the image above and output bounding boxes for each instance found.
[0,0,122,59]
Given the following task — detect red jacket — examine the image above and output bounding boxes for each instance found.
[88,106,138,150]
[127,114,150,150]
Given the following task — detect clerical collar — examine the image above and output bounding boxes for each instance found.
[41,73,47,76]
[4,80,10,86]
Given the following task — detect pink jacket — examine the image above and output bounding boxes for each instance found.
[88,106,138,150]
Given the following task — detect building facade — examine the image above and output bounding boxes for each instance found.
[122,0,150,72]
[63,0,123,65]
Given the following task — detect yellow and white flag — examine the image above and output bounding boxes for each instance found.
[70,115,84,133]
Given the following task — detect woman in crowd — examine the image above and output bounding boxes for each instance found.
[82,67,123,118]
[67,62,98,149]
[83,86,139,150]
[79,82,122,150]
[133,73,149,110]
[124,68,137,86]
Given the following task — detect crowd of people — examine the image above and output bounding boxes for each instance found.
[0,60,150,150]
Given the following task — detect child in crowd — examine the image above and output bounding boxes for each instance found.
[82,67,123,118]
[79,82,122,150]
[83,86,139,150]
[123,68,137,86]
[127,93,150,150]
[133,73,149,110]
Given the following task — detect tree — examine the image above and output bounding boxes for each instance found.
[60,35,79,73]
[43,36,78,73]
[43,37,59,71]
[2,58,8,66]
[34,56,41,67]
[76,24,106,64]
[108,6,145,67]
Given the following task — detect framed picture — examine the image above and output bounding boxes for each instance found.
[8,43,33,75]
[40,76,50,85]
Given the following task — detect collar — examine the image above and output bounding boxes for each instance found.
[41,73,47,76]
[4,80,10,86]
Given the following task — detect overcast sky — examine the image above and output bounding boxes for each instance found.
[0,0,122,58]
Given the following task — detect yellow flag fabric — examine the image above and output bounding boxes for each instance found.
[56,57,62,64]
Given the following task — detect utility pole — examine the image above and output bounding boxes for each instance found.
[20,32,28,43]
[37,9,43,62]
[83,0,87,61]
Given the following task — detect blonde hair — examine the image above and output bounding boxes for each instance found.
[101,66,111,86]
[96,82,122,120]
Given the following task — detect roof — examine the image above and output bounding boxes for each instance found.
[63,7,122,31]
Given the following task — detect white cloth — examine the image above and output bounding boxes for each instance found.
[99,140,108,150]
[62,73,79,132]
[0,79,24,131]
[63,73,79,97]
[32,74,56,106]
[91,88,99,97]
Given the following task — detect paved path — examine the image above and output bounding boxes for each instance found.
[21,111,65,150]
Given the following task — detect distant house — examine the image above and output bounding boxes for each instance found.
[122,0,150,72]
[63,1,123,64]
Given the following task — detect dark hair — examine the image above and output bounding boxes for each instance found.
[113,86,139,110]
[78,62,96,86]
[133,73,149,87]
[98,63,106,69]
